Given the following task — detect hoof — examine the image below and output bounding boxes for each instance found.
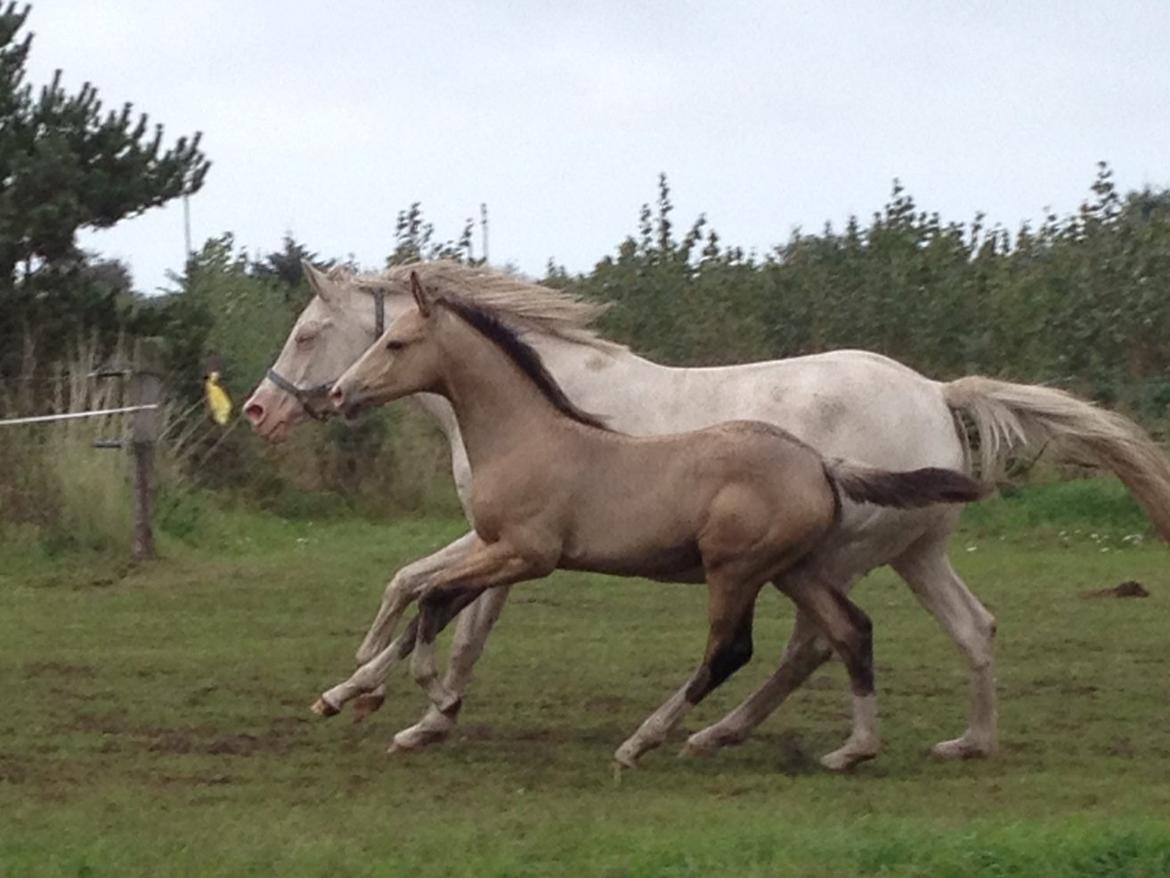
[682,727,746,757]
[819,742,879,772]
[930,735,996,761]
[387,720,453,755]
[351,692,386,724]
[310,696,340,718]
[611,742,643,771]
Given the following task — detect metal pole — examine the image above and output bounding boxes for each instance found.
[480,203,489,265]
[183,192,193,258]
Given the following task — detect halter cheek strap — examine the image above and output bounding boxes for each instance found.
[266,286,385,421]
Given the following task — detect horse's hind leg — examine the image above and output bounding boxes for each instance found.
[892,531,997,760]
[613,573,762,769]
[781,576,880,771]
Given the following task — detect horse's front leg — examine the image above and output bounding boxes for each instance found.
[343,532,480,722]
[389,586,513,751]
[310,534,475,719]
[407,540,549,723]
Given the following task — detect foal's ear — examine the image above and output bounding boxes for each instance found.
[410,271,432,318]
[303,261,336,303]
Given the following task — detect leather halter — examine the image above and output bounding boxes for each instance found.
[265,286,385,421]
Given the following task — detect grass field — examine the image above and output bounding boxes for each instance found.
[2,482,1170,876]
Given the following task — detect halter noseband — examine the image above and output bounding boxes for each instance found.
[265,286,385,422]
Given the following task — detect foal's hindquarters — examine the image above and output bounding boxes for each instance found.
[606,432,879,770]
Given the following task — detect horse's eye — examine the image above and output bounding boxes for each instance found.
[386,339,406,351]
[295,331,318,346]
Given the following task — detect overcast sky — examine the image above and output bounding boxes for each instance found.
[24,1,1170,293]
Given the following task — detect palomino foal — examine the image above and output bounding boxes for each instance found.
[328,274,983,769]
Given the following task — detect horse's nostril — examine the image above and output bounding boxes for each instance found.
[243,403,265,425]
[329,386,345,407]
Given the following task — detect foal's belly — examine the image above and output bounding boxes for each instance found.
[558,537,704,581]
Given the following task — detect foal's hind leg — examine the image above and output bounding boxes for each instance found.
[683,606,834,756]
[892,531,998,760]
[613,573,762,769]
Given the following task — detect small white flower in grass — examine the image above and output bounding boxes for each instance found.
[966,545,977,552]
[1100,547,1110,553]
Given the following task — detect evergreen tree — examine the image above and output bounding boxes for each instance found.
[0,3,210,372]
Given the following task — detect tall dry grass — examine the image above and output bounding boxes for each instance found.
[0,336,203,554]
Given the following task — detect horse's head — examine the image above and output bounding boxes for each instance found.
[330,272,442,416]
[244,263,387,442]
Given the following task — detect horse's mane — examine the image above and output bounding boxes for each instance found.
[436,296,612,432]
[330,260,625,352]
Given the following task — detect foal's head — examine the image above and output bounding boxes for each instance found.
[330,272,445,416]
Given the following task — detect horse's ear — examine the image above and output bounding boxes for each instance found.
[302,261,335,303]
[410,271,432,318]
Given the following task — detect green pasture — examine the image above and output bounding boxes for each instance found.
[1,482,1169,877]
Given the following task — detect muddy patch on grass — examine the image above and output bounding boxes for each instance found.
[146,723,300,757]
[25,661,97,678]
[0,754,29,783]
[63,711,311,759]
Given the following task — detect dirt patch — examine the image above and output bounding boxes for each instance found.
[146,725,295,757]
[0,754,28,784]
[25,661,97,678]
[581,694,635,713]
[155,772,235,787]
[1081,580,1150,599]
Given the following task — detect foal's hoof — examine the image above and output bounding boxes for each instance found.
[310,696,340,718]
[351,692,386,724]
[930,735,996,761]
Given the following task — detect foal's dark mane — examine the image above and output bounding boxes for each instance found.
[438,297,611,432]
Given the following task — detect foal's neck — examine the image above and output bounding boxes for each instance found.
[434,313,574,470]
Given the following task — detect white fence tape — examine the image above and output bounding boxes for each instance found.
[0,404,159,427]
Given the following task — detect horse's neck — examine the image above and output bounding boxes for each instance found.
[530,336,678,429]
[406,333,665,448]
[433,318,566,471]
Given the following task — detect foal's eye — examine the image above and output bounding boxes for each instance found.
[385,339,406,351]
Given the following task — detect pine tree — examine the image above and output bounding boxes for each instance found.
[0,3,210,371]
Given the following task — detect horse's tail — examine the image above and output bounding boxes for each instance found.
[827,461,986,510]
[942,375,1170,541]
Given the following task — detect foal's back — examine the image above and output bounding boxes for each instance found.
[552,419,838,578]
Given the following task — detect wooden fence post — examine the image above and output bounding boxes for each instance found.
[130,337,163,560]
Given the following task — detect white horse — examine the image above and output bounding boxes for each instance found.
[244,261,1170,762]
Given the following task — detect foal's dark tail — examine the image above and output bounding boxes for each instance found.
[827,460,987,509]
